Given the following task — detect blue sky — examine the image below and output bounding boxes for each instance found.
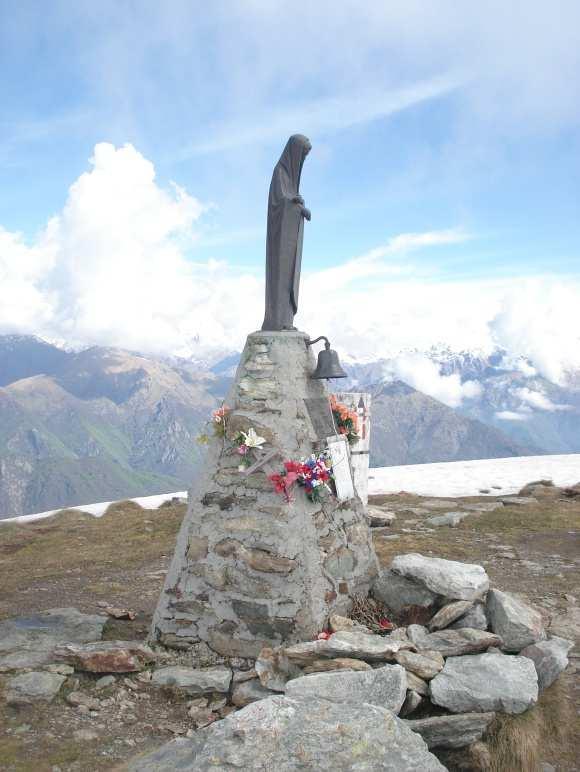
[1,1,580,384]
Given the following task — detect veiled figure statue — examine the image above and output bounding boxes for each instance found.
[262,134,312,331]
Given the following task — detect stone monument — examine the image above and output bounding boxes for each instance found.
[151,136,378,660]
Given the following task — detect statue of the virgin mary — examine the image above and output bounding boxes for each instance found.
[261,134,311,331]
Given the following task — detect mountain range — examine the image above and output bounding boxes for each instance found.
[2,334,578,517]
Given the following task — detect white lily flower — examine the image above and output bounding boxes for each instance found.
[242,427,267,448]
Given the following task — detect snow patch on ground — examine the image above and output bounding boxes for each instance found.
[0,491,188,525]
[4,453,580,525]
[368,454,580,497]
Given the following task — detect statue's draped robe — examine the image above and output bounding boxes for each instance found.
[262,135,310,331]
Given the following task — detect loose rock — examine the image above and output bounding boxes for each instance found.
[0,608,107,672]
[285,664,407,714]
[430,651,538,714]
[54,640,157,673]
[408,627,502,656]
[391,554,489,601]
[284,630,414,664]
[66,691,101,711]
[395,650,444,680]
[400,689,422,717]
[449,602,488,631]
[255,647,301,691]
[127,695,446,771]
[405,671,429,696]
[302,658,371,674]
[5,671,66,704]
[95,675,116,690]
[519,635,574,690]
[425,512,471,528]
[405,712,496,749]
[231,678,275,707]
[187,706,217,728]
[372,569,438,613]
[151,666,232,695]
[486,589,546,651]
[429,601,474,631]
[367,507,396,527]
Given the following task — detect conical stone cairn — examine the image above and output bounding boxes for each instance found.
[151,330,378,660]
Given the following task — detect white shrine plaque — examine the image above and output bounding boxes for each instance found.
[327,434,355,502]
[334,392,372,507]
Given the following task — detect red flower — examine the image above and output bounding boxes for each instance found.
[268,471,298,502]
[284,460,303,475]
[378,617,394,630]
[317,631,331,640]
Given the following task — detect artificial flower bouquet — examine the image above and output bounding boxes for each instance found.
[329,395,359,445]
[269,450,334,503]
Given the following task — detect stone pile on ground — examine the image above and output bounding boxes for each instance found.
[124,553,573,769]
[1,552,574,769]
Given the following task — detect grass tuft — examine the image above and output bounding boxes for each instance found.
[487,680,573,772]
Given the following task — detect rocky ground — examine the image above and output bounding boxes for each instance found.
[0,483,578,771]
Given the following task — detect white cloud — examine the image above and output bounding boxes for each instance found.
[490,282,580,385]
[385,353,482,408]
[515,387,571,412]
[496,411,529,422]
[1,142,580,389]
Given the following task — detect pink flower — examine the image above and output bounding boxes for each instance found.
[237,444,248,455]
[317,631,331,640]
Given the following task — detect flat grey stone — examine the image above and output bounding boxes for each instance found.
[407,627,502,656]
[500,496,537,506]
[0,608,107,672]
[429,601,474,631]
[425,512,470,528]
[486,589,546,651]
[367,507,396,527]
[520,636,574,690]
[285,664,407,714]
[449,602,488,631]
[462,502,504,512]
[421,500,458,510]
[284,630,414,664]
[395,650,444,680]
[151,666,232,695]
[95,675,116,690]
[5,671,66,704]
[430,651,538,714]
[127,695,446,771]
[404,712,496,749]
[391,554,489,601]
[232,678,275,707]
[372,569,438,613]
[406,624,429,646]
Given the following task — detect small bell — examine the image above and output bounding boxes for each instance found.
[308,336,348,380]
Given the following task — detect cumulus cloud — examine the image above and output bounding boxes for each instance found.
[514,387,571,412]
[384,353,482,408]
[490,282,580,385]
[1,142,580,388]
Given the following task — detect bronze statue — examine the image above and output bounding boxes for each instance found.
[262,134,311,331]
